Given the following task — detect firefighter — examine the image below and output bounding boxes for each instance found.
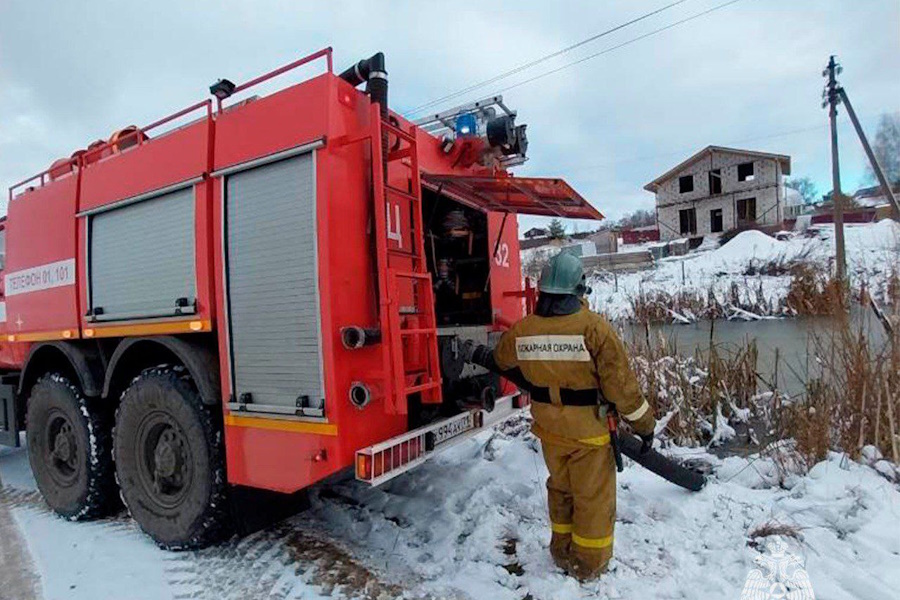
[491,252,656,580]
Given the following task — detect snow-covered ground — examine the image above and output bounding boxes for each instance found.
[1,222,898,600]
[579,221,900,322]
[2,418,899,600]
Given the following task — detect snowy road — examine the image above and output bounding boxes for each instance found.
[0,466,40,600]
[2,419,899,600]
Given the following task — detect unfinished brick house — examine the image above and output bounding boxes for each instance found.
[644,146,791,241]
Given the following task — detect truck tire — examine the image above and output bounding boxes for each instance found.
[26,373,117,520]
[114,367,228,549]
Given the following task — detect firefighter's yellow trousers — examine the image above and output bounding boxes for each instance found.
[542,441,615,580]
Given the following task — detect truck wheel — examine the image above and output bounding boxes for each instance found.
[114,367,228,549]
[26,373,117,520]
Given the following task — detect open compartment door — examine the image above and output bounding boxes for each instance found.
[421,174,603,220]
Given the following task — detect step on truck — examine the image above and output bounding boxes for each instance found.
[0,48,603,548]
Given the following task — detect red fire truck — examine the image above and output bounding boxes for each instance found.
[0,48,601,548]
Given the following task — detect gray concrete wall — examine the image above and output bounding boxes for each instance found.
[586,230,618,254]
[654,151,784,240]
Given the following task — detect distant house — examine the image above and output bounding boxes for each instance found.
[853,183,900,209]
[783,187,805,219]
[523,227,548,239]
[571,229,618,254]
[644,146,791,241]
[621,224,660,245]
[799,183,899,226]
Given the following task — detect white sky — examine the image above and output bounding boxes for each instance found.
[1,0,898,231]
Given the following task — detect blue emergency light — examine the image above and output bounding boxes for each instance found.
[455,113,478,137]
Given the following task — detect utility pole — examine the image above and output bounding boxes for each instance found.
[823,55,846,282]
[837,88,900,220]
[831,60,900,339]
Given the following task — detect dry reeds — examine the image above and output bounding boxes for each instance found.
[629,280,778,323]
[625,275,900,469]
[783,263,845,316]
[747,521,804,550]
[779,315,900,465]
[628,332,761,447]
[628,263,847,324]
[744,246,815,277]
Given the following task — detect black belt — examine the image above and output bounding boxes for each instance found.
[529,387,600,407]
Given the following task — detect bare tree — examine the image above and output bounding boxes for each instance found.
[867,113,900,185]
[617,208,656,229]
[785,177,819,205]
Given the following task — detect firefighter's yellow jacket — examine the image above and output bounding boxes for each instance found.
[493,301,655,446]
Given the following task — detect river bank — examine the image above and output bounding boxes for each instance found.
[586,220,899,323]
[623,305,899,467]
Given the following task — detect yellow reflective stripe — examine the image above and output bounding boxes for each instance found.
[578,434,610,446]
[572,533,614,549]
[623,400,651,422]
[551,522,573,534]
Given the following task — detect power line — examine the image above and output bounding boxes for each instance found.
[405,0,693,117]
[537,111,890,180]
[496,0,746,95]
[565,122,830,174]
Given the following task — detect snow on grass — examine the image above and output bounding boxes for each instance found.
[521,244,561,279]
[302,419,900,600]
[2,424,899,599]
[584,221,900,322]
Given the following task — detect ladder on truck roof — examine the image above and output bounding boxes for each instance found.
[370,107,442,411]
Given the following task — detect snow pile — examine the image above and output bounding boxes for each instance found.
[701,229,792,268]
[844,219,900,250]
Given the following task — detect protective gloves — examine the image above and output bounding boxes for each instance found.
[639,432,654,455]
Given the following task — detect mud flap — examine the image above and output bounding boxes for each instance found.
[0,378,20,448]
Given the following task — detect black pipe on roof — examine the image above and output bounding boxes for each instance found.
[339,52,388,172]
[339,52,387,124]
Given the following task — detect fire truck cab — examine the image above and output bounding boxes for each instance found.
[0,48,601,548]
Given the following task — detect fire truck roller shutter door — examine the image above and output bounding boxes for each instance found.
[225,152,325,414]
[89,187,196,321]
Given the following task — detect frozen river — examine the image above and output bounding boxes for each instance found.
[623,305,890,399]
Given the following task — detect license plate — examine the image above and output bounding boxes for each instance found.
[431,412,475,446]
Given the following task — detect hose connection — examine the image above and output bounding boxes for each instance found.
[349,382,372,409]
[341,326,382,349]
